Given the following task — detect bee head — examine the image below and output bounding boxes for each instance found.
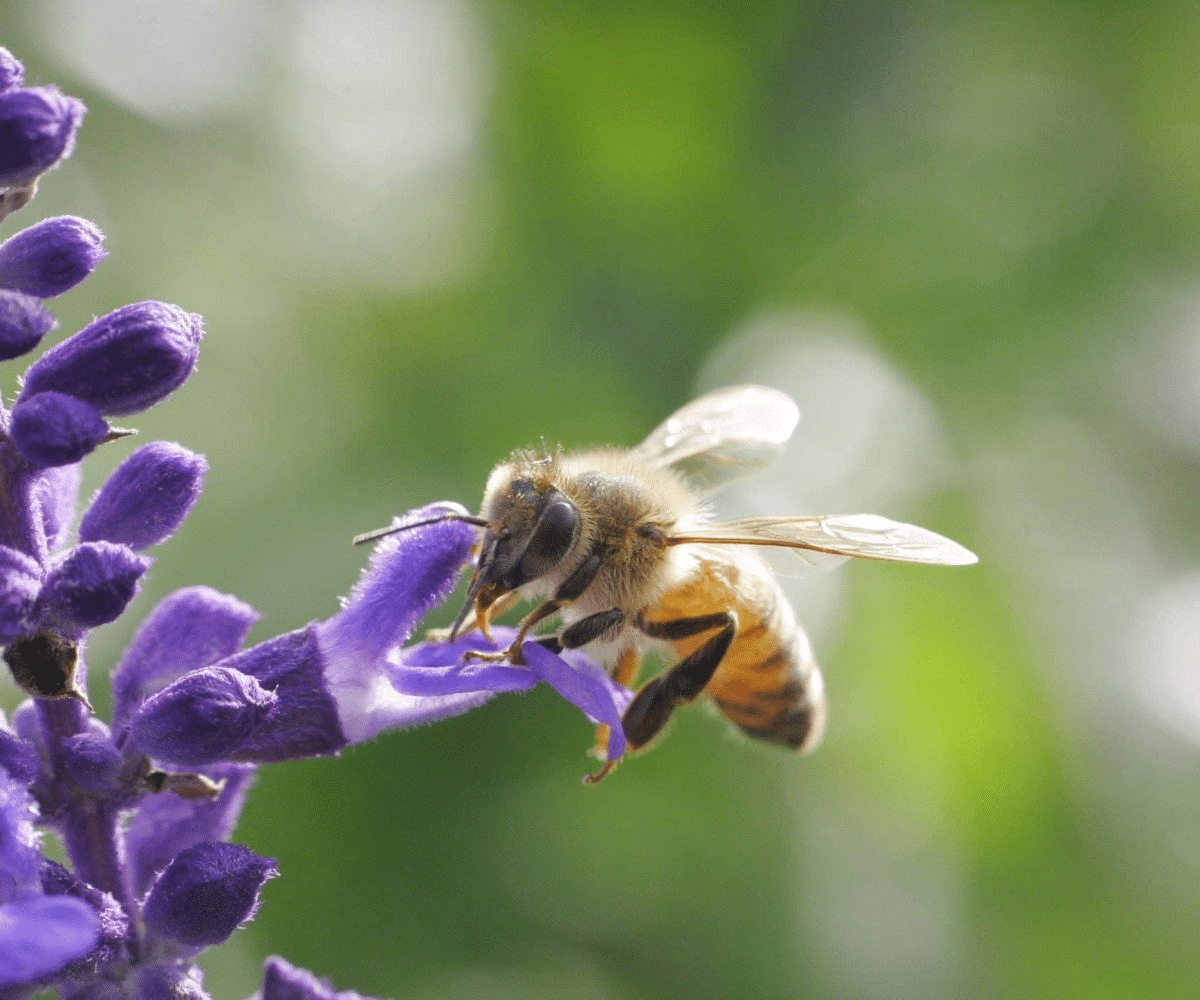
[453,475,580,639]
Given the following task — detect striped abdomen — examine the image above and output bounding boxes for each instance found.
[655,550,826,752]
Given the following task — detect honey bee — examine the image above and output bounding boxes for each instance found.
[358,385,977,781]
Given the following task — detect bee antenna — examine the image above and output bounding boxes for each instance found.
[352,512,490,546]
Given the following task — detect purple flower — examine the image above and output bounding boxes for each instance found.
[0,85,84,190]
[79,442,207,550]
[0,216,106,298]
[0,771,99,988]
[19,300,202,417]
[0,289,53,360]
[142,841,277,951]
[0,43,636,1000]
[261,956,379,1000]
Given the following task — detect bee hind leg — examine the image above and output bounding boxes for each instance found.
[623,611,736,750]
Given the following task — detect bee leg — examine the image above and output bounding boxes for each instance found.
[426,591,518,643]
[587,646,640,768]
[492,550,608,664]
[622,611,736,750]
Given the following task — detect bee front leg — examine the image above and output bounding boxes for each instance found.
[622,611,737,751]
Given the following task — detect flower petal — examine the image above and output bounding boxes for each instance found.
[319,503,476,667]
[0,896,98,986]
[524,643,633,760]
[79,442,206,550]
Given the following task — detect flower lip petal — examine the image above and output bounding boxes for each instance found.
[393,627,633,761]
[522,642,632,760]
[319,502,477,667]
[10,391,108,468]
[0,216,106,298]
[79,441,207,550]
[0,86,86,189]
[19,301,202,417]
[0,896,99,986]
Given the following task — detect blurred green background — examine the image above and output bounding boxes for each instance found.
[5,1,1200,997]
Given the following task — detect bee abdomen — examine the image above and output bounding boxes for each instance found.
[706,604,827,753]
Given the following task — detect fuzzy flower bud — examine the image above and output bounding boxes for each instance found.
[9,390,109,468]
[0,86,85,189]
[0,290,53,360]
[0,49,24,94]
[79,442,207,550]
[126,667,277,768]
[142,841,277,950]
[37,541,150,633]
[19,301,202,417]
[0,216,106,298]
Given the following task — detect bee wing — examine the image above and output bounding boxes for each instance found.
[668,514,978,568]
[631,385,800,493]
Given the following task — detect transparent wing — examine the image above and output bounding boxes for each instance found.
[667,513,978,567]
[631,385,800,493]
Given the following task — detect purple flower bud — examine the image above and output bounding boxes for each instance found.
[142,841,277,950]
[126,667,277,768]
[125,763,256,897]
[20,301,202,417]
[62,728,121,794]
[79,442,206,550]
[0,544,41,644]
[0,86,85,189]
[34,462,81,552]
[262,956,378,1000]
[39,858,130,973]
[10,391,109,468]
[0,49,24,94]
[127,964,209,1000]
[213,627,347,763]
[0,216,106,298]
[37,541,150,633]
[0,289,53,360]
[0,770,40,895]
[112,587,259,732]
[0,728,38,785]
[0,896,99,986]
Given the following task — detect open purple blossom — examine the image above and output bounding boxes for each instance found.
[0,43,634,1000]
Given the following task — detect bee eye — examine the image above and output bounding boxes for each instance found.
[514,498,578,582]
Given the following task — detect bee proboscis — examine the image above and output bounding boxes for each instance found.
[356,385,977,782]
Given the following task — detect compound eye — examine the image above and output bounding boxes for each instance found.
[510,497,579,586]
